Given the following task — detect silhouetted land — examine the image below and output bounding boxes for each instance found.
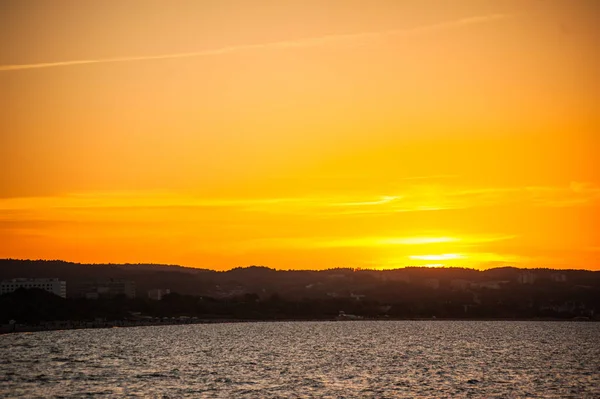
[1,259,599,332]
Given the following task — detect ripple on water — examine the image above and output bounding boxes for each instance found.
[0,321,599,398]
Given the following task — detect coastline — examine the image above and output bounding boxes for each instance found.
[2,316,596,335]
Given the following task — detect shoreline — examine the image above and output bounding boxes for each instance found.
[2,316,597,335]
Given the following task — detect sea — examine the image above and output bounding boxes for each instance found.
[1,321,599,398]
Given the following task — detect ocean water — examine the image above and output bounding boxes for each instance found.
[1,321,599,398]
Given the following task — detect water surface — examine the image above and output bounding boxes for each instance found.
[1,321,599,398]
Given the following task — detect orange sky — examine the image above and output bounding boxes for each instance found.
[1,1,599,270]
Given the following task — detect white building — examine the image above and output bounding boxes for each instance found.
[0,278,67,298]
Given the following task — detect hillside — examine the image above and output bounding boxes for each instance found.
[1,259,599,299]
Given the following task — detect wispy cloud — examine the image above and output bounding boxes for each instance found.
[330,195,401,207]
[1,181,597,218]
[410,254,464,261]
[398,174,459,181]
[0,14,511,72]
[224,234,517,251]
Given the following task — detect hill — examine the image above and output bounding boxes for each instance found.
[1,259,599,323]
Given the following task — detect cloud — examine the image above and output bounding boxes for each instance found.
[398,174,460,181]
[228,234,517,252]
[526,182,600,207]
[410,254,464,261]
[330,196,401,207]
[2,181,597,220]
[0,14,511,72]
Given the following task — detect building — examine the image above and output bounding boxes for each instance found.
[0,278,67,298]
[350,293,366,301]
[472,281,508,290]
[518,272,537,284]
[550,273,567,283]
[71,279,136,299]
[148,288,170,301]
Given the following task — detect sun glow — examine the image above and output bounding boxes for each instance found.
[379,237,458,245]
[410,254,464,261]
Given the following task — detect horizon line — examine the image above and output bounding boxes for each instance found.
[1,258,596,273]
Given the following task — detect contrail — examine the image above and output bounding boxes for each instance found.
[0,14,510,72]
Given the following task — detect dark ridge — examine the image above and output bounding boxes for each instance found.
[1,259,599,325]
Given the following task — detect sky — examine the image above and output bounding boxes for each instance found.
[1,0,599,270]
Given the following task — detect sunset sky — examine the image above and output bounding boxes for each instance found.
[1,1,599,270]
